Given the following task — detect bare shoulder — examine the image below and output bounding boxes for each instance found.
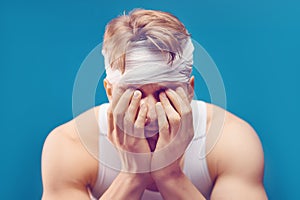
[205,103,264,184]
[41,106,101,196]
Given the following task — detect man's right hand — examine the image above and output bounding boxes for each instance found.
[107,88,152,174]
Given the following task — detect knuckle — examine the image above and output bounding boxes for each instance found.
[166,105,173,112]
[124,114,133,124]
[182,108,192,117]
[114,111,123,120]
[186,106,192,113]
[134,123,143,130]
[124,125,133,134]
[107,134,113,142]
[169,115,180,124]
[107,108,113,116]
[112,109,118,117]
[127,106,134,114]
[107,134,119,146]
[161,123,169,131]
[139,111,146,119]
[172,123,180,132]
[107,109,113,118]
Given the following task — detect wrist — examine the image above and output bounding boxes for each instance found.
[152,170,187,191]
[151,167,184,183]
[119,172,152,188]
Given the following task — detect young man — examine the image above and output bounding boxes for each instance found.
[41,9,267,199]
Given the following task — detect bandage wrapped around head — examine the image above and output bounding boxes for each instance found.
[102,37,194,84]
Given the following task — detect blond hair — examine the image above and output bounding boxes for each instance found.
[102,9,190,73]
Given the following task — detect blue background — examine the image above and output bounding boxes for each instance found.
[1,0,299,199]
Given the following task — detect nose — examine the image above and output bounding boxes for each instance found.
[140,95,158,126]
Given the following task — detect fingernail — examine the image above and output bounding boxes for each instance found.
[134,90,140,98]
[176,87,184,93]
[160,92,166,98]
[165,89,172,93]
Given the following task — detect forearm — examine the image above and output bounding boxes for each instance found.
[100,172,149,200]
[154,172,206,200]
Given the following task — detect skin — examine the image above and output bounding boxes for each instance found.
[41,76,268,199]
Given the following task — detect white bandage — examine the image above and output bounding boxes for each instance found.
[103,38,194,84]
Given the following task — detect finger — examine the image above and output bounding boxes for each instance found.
[126,90,142,122]
[107,105,114,142]
[159,91,181,122]
[159,92,181,136]
[176,86,190,106]
[134,103,148,138]
[111,86,126,109]
[113,89,134,131]
[107,105,123,147]
[155,102,169,138]
[114,88,135,114]
[165,89,186,116]
[113,89,134,145]
[124,90,142,140]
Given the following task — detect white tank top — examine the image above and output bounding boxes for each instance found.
[89,100,213,199]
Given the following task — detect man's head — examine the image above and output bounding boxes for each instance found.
[102,9,195,136]
[102,9,191,73]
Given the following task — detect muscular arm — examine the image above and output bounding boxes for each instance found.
[210,116,268,199]
[154,172,206,200]
[41,123,98,200]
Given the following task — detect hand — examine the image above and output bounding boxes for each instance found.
[151,87,194,180]
[107,87,152,175]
